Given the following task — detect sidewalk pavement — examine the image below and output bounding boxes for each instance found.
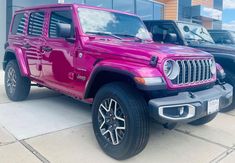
[0,70,235,163]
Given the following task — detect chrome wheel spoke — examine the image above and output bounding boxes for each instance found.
[6,67,17,94]
[108,130,116,145]
[98,98,126,145]
[98,109,105,130]
[114,128,120,145]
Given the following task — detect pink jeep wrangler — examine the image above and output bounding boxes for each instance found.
[3,4,233,160]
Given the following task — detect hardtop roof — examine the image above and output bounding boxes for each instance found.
[15,3,136,16]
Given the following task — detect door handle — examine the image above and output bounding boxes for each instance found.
[23,43,31,49]
[41,46,52,52]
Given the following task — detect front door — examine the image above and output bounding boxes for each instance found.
[41,9,77,93]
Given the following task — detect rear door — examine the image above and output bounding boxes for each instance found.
[8,12,27,62]
[24,11,46,78]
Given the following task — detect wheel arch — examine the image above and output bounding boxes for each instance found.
[3,48,30,77]
[214,54,235,73]
[84,67,136,99]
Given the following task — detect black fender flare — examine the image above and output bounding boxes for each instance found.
[84,66,135,99]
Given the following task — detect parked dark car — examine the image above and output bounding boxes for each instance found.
[208,30,235,46]
[144,20,235,112]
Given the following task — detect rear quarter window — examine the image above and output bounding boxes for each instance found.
[11,13,26,35]
[28,12,45,37]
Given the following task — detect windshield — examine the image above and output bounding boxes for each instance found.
[230,31,235,42]
[177,22,214,43]
[77,8,152,40]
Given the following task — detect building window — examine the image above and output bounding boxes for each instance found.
[65,0,85,3]
[113,0,135,14]
[28,12,45,37]
[11,13,26,35]
[136,0,153,20]
[85,0,112,9]
[154,3,164,20]
[214,0,223,11]
[49,10,74,38]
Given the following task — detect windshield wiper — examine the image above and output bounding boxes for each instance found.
[113,34,144,42]
[86,32,122,40]
[188,31,214,44]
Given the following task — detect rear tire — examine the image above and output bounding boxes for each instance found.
[92,82,149,160]
[4,60,31,101]
[221,69,235,112]
[189,113,217,126]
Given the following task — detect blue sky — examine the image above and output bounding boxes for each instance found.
[223,0,235,30]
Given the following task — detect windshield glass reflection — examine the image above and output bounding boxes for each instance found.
[177,22,214,43]
[78,8,152,40]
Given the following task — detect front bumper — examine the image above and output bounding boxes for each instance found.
[148,83,233,124]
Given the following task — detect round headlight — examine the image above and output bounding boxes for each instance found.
[163,60,180,80]
[209,59,216,75]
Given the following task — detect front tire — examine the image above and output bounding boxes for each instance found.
[92,82,149,160]
[189,113,217,126]
[4,60,31,101]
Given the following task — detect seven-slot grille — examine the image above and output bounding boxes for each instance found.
[171,59,213,85]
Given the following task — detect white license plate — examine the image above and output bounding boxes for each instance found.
[208,99,220,114]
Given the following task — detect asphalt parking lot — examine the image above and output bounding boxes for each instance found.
[0,70,235,163]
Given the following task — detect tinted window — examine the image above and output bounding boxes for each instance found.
[11,13,26,35]
[151,24,179,43]
[230,32,235,42]
[210,32,231,44]
[49,10,74,38]
[28,12,45,37]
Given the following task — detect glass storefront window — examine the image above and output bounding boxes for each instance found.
[113,0,135,14]
[12,0,57,7]
[154,3,164,20]
[64,0,85,3]
[136,0,153,20]
[85,0,112,9]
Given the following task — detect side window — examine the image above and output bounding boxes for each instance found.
[152,24,178,43]
[49,10,74,38]
[28,12,45,37]
[210,33,231,44]
[11,13,26,35]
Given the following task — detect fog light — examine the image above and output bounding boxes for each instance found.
[159,104,195,120]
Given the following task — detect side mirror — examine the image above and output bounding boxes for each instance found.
[56,23,72,38]
[183,26,190,33]
[165,33,178,43]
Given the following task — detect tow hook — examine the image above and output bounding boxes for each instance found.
[217,79,226,90]
[163,123,177,130]
[189,92,195,99]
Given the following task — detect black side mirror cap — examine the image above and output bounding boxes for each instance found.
[165,33,178,43]
[56,23,72,38]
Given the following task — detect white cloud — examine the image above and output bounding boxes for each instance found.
[223,21,235,31]
[223,0,235,9]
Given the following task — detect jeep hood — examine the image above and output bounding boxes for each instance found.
[189,43,235,55]
[84,39,212,63]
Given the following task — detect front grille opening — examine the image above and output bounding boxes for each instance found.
[172,59,213,85]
